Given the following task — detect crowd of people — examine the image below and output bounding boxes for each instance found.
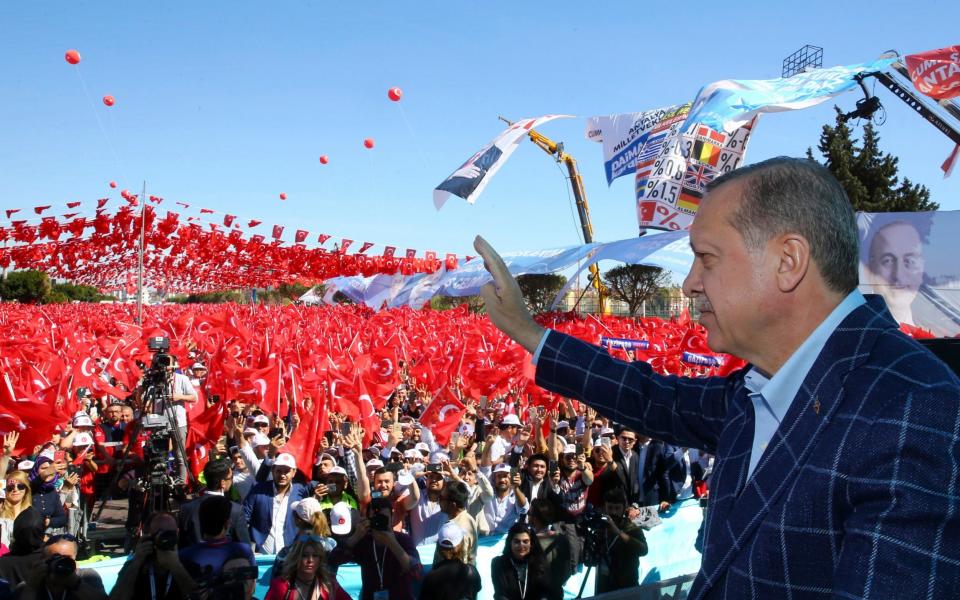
[0,351,712,599]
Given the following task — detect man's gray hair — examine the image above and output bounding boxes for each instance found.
[707,156,859,294]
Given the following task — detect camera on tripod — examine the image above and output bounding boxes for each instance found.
[143,337,174,388]
[576,509,610,567]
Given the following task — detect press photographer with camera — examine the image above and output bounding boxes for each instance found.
[13,534,106,600]
[179,495,256,600]
[109,512,196,600]
[329,493,421,600]
[593,487,647,594]
[146,342,197,483]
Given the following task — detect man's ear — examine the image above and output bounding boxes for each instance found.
[776,234,810,293]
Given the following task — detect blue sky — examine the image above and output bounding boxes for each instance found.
[0,1,957,267]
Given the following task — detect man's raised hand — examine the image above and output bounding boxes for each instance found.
[473,235,546,352]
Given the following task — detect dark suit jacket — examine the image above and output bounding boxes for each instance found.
[611,442,673,506]
[535,296,960,599]
[178,492,250,547]
[520,474,563,507]
[241,481,310,553]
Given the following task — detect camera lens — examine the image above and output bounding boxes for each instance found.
[48,555,77,578]
[154,530,178,551]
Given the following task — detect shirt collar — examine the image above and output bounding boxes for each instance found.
[743,290,866,423]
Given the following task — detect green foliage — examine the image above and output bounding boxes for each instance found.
[44,291,70,304]
[51,282,113,302]
[516,273,567,314]
[277,283,310,300]
[181,290,245,303]
[0,270,52,304]
[808,108,938,213]
[430,295,484,312]
[603,264,671,315]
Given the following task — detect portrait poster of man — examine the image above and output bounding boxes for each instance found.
[858,211,960,337]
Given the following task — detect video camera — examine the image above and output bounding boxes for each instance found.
[190,565,259,600]
[576,508,612,567]
[142,337,174,389]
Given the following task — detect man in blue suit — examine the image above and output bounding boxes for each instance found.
[242,452,310,554]
[474,156,960,599]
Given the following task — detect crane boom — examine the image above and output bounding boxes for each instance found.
[499,116,608,312]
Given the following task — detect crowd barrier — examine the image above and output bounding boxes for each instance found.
[83,498,703,599]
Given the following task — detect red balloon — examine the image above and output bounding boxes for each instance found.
[103,95,115,107]
[109,181,117,188]
[279,193,287,200]
[387,87,402,102]
[363,138,375,149]
[65,49,81,65]
[319,155,329,165]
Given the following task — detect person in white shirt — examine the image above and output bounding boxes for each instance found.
[489,413,522,464]
[481,463,528,536]
[152,358,197,481]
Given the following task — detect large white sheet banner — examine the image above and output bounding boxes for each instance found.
[585,105,681,185]
[858,210,960,337]
[433,115,571,210]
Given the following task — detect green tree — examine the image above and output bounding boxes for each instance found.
[807,108,938,212]
[603,264,671,315]
[515,274,567,314]
[51,282,112,302]
[430,295,484,312]
[0,270,52,303]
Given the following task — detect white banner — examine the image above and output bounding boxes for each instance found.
[433,115,571,209]
[636,105,756,231]
[585,105,680,185]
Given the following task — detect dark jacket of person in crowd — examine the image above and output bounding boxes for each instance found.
[0,508,45,587]
[29,458,67,530]
[418,558,482,600]
[490,523,562,600]
[596,511,648,593]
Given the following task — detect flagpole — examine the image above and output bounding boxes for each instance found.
[136,181,147,325]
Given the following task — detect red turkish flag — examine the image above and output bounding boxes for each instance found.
[295,230,308,243]
[340,239,353,253]
[0,372,69,453]
[272,225,284,240]
[4,209,19,219]
[445,253,458,271]
[383,246,396,259]
[358,242,375,254]
[418,387,465,446]
[248,220,262,227]
[223,215,236,227]
[905,46,960,100]
[200,208,214,214]
[97,198,109,209]
[405,249,416,259]
[33,205,51,215]
[317,234,331,245]
[67,202,81,209]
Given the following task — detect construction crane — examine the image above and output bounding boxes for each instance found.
[499,116,609,313]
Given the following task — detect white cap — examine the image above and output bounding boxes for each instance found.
[397,469,415,486]
[274,453,297,470]
[252,433,271,447]
[403,449,420,460]
[365,459,384,469]
[492,463,511,475]
[329,501,352,535]
[39,448,56,462]
[438,521,465,549]
[72,432,94,447]
[563,443,578,455]
[191,362,206,370]
[243,427,259,437]
[291,497,322,522]
[316,452,337,465]
[556,420,570,430]
[429,452,448,465]
[501,414,521,426]
[328,466,347,476]
[252,414,270,426]
[414,442,430,454]
[73,415,93,428]
[17,460,34,471]
[600,427,615,436]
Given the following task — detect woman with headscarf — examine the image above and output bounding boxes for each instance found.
[0,471,33,551]
[0,507,46,586]
[29,455,67,534]
[264,536,351,600]
[491,522,562,600]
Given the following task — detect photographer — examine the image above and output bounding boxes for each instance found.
[150,355,197,482]
[13,534,106,600]
[178,458,249,546]
[329,494,421,600]
[109,512,196,600]
[594,488,647,594]
[179,495,256,599]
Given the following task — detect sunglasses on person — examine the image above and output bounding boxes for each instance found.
[5,483,26,492]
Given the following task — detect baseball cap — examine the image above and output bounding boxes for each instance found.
[402,449,420,460]
[438,521,465,549]
[191,362,207,370]
[72,432,94,447]
[17,460,34,471]
[365,458,384,469]
[252,433,271,447]
[274,453,297,470]
[328,466,347,476]
[252,414,270,426]
[38,448,56,462]
[492,463,511,475]
[429,451,449,465]
[501,414,521,427]
[316,452,337,466]
[329,501,353,535]
[600,427,615,437]
[291,498,322,522]
[563,443,578,455]
[556,420,570,430]
[72,415,93,428]
[243,427,259,437]
[414,442,430,454]
[397,469,415,486]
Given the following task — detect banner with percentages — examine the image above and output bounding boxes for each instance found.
[636,106,756,231]
[584,105,682,185]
